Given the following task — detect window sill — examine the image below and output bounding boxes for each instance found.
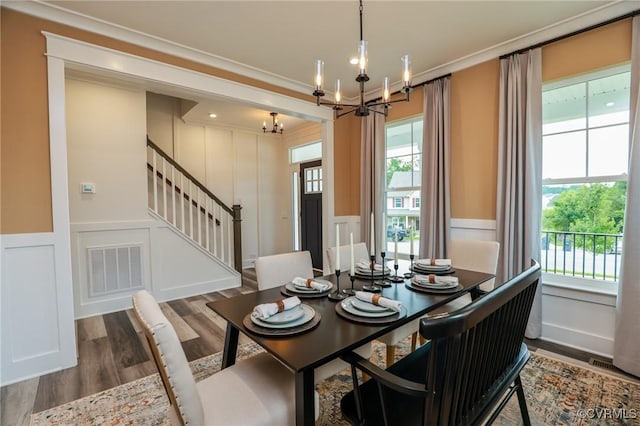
[541,272,617,306]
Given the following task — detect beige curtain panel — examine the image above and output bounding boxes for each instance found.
[496,48,543,339]
[613,15,640,377]
[419,77,451,259]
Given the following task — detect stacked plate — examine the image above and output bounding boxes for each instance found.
[354,263,391,279]
[283,278,333,295]
[412,260,453,275]
[340,296,398,318]
[250,304,316,329]
[411,276,461,293]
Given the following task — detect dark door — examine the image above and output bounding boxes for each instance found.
[300,160,323,270]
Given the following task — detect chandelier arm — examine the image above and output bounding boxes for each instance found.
[318,100,361,109]
[335,106,361,119]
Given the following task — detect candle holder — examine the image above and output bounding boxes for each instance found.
[404,254,415,279]
[343,274,357,296]
[328,269,347,301]
[362,255,382,292]
[377,251,392,287]
[387,262,404,283]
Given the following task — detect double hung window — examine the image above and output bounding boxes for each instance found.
[541,65,630,285]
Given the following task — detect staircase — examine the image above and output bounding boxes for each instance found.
[147,139,242,272]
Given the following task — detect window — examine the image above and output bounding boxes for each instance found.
[384,117,422,256]
[290,141,322,164]
[541,65,630,285]
[413,197,420,208]
[304,166,322,194]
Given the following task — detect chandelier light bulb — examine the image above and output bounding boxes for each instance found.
[335,79,342,103]
[315,60,324,91]
[402,54,411,87]
[358,40,368,75]
[383,77,390,102]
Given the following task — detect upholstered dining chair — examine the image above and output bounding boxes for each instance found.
[254,250,371,383]
[132,290,318,425]
[416,239,501,346]
[327,243,420,367]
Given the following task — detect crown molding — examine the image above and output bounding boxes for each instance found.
[3,0,313,96]
[5,0,638,103]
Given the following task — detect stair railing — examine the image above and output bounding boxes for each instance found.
[146,138,242,272]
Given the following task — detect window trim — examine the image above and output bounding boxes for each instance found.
[541,64,630,290]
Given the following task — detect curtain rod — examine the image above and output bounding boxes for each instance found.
[500,9,640,59]
[367,73,451,105]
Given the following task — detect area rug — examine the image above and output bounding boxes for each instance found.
[31,340,639,425]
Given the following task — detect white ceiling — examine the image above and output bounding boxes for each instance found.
[14,1,640,131]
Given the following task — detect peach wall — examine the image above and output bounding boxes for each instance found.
[450,60,500,220]
[1,9,53,233]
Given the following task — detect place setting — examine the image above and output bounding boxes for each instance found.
[411,258,456,275]
[280,276,333,298]
[335,291,407,325]
[406,273,463,294]
[243,296,321,336]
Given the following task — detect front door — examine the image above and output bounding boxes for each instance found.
[300,160,323,270]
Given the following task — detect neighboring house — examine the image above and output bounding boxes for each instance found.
[386,171,421,232]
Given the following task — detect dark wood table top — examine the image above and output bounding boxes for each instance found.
[206,267,494,373]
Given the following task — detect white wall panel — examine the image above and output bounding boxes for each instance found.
[234,131,259,267]
[66,79,148,223]
[205,127,234,206]
[176,123,206,184]
[149,225,239,300]
[257,135,282,256]
[1,234,76,386]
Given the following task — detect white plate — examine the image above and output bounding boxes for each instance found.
[293,278,332,292]
[410,282,464,293]
[251,304,316,329]
[414,264,451,271]
[285,280,333,294]
[412,278,458,289]
[351,298,392,313]
[341,297,398,318]
[260,305,306,324]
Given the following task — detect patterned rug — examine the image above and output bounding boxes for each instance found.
[31,340,639,425]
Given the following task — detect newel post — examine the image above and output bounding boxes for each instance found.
[232,204,242,273]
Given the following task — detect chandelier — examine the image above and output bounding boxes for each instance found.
[313,0,412,119]
[262,112,283,134]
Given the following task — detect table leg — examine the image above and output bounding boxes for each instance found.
[295,368,315,426]
[221,323,239,369]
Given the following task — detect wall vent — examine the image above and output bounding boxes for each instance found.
[88,244,143,297]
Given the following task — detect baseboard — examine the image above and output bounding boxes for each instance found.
[542,322,614,358]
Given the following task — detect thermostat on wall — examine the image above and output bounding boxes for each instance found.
[81,183,96,194]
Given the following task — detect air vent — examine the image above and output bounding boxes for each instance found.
[88,244,143,297]
[589,358,617,371]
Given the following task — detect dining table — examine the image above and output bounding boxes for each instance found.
[206,262,494,426]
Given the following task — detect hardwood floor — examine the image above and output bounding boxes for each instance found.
[1,277,637,426]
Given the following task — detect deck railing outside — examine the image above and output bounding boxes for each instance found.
[540,230,623,282]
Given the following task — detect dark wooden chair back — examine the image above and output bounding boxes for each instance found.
[340,259,541,426]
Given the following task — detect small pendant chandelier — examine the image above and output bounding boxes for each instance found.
[262,112,284,134]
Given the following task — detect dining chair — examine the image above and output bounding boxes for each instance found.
[132,290,318,425]
[327,243,419,367]
[417,239,501,346]
[339,260,541,426]
[255,250,372,383]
